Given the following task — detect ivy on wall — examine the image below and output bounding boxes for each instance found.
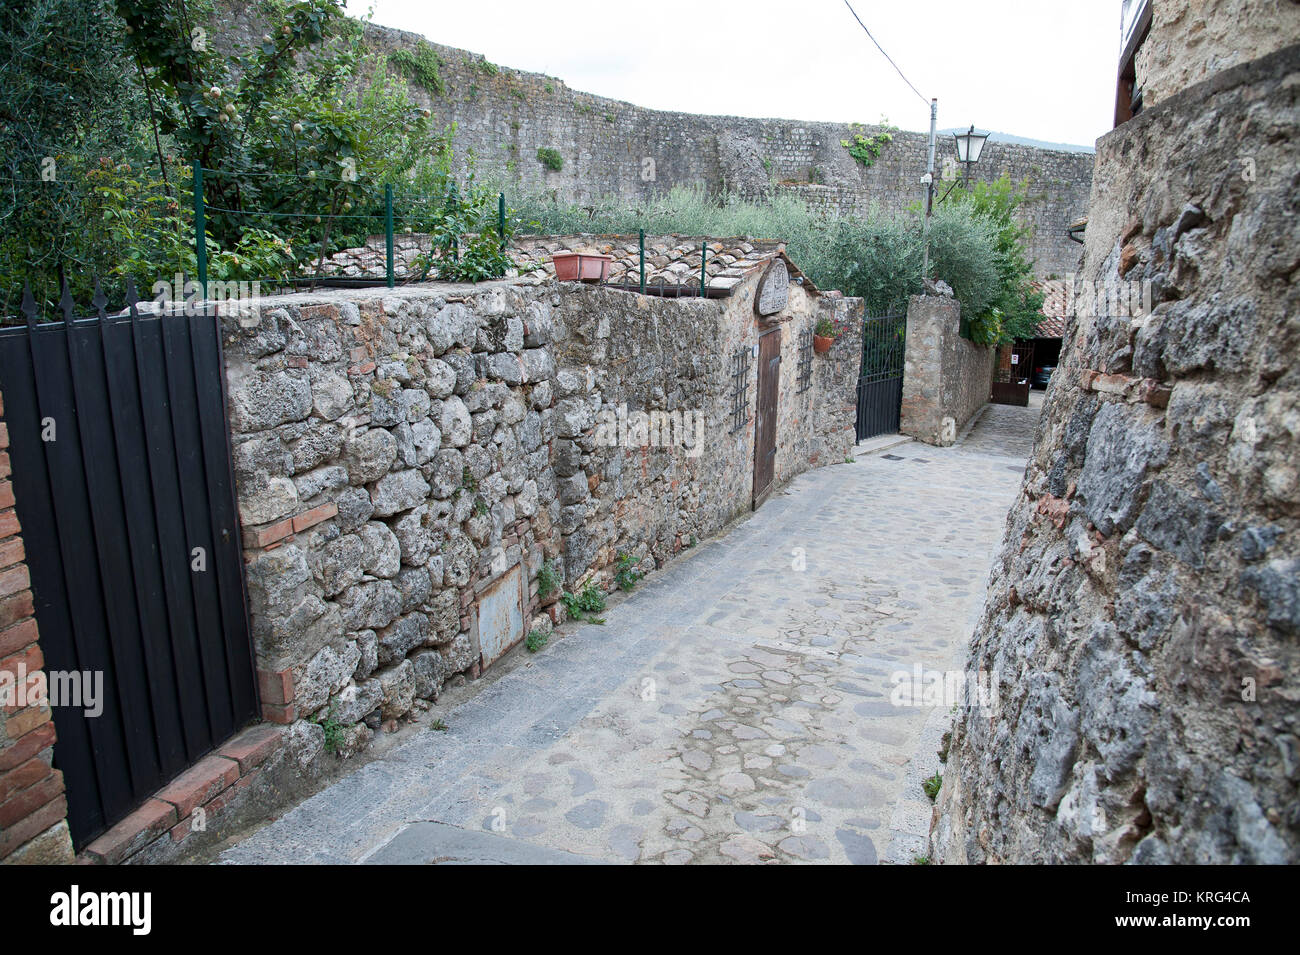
[841,121,899,169]
[388,40,445,95]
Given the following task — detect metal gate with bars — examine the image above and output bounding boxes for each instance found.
[855,311,907,441]
[0,282,258,849]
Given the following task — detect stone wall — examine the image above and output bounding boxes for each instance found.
[212,1,1093,280]
[899,295,994,447]
[933,44,1300,864]
[1136,0,1300,110]
[775,294,864,485]
[223,271,860,759]
[0,395,75,864]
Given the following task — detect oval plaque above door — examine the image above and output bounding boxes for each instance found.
[755,258,790,317]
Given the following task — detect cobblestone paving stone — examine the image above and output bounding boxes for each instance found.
[222,400,1041,865]
[960,390,1044,459]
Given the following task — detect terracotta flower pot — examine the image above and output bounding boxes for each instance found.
[552,251,612,283]
[813,334,835,354]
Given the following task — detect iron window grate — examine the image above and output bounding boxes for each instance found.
[729,345,751,433]
[797,327,814,394]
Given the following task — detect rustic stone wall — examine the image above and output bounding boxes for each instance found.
[1136,0,1300,110]
[775,294,864,485]
[212,1,1093,280]
[0,393,75,864]
[223,273,859,759]
[899,295,994,447]
[933,44,1300,864]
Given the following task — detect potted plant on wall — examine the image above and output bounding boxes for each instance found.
[813,317,838,353]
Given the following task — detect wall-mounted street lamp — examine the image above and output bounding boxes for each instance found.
[953,125,990,189]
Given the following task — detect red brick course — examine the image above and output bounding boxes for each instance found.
[257,668,294,705]
[260,701,296,724]
[217,724,281,773]
[0,755,51,804]
[0,617,38,660]
[0,768,64,829]
[292,501,338,533]
[0,794,67,859]
[82,798,177,865]
[80,724,286,863]
[4,704,51,739]
[247,516,294,549]
[0,561,29,598]
[243,502,339,552]
[0,589,33,630]
[0,536,22,569]
[153,754,240,819]
[0,721,55,773]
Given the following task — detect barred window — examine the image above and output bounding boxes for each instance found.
[797,327,814,394]
[729,345,751,433]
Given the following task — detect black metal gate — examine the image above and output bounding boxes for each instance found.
[0,283,258,849]
[855,311,907,440]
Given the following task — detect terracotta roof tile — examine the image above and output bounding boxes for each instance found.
[318,232,820,297]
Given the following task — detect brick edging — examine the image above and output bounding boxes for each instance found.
[80,723,283,864]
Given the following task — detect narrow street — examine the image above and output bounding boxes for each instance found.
[220,398,1041,865]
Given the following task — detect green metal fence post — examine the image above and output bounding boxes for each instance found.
[498,192,505,242]
[192,161,207,301]
[639,229,646,294]
[700,240,707,298]
[384,184,395,288]
[447,184,459,262]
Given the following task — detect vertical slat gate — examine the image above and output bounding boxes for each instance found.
[0,291,258,850]
[855,311,907,441]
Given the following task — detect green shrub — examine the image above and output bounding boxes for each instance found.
[923,772,943,802]
[537,560,560,599]
[311,703,347,754]
[942,174,1046,343]
[525,629,549,652]
[3,0,459,307]
[405,150,517,283]
[536,147,564,172]
[509,184,1002,321]
[614,552,643,592]
[561,584,606,622]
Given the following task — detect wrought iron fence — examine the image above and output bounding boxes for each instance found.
[856,311,907,441]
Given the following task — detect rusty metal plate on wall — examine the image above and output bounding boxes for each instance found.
[755,258,790,316]
[477,563,524,669]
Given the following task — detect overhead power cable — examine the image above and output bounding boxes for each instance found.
[841,0,930,106]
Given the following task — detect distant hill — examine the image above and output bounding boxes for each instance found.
[939,129,1097,155]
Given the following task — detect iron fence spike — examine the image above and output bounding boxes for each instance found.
[92,276,109,321]
[125,278,141,321]
[58,275,74,326]
[20,282,38,328]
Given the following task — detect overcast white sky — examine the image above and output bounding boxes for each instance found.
[345,0,1121,148]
